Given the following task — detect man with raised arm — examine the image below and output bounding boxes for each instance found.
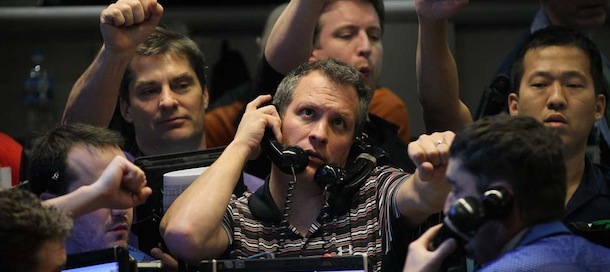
[261,0,412,171]
[62,0,241,155]
[416,0,610,234]
[161,59,451,271]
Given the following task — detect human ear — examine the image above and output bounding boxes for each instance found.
[508,93,519,116]
[120,97,133,123]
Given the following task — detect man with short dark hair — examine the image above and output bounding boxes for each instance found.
[29,123,152,259]
[403,115,610,271]
[0,188,72,272]
[62,0,241,155]
[416,0,610,228]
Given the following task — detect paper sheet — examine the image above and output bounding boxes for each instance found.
[162,166,209,212]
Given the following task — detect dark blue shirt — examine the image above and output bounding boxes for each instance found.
[565,158,610,223]
[479,221,610,271]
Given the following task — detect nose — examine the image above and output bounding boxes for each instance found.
[547,82,567,111]
[356,31,371,58]
[111,209,129,221]
[158,85,178,109]
[309,121,329,145]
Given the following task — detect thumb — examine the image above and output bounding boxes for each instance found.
[417,162,434,181]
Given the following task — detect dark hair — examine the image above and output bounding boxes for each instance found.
[0,188,72,272]
[449,115,566,225]
[511,26,608,98]
[29,123,124,196]
[119,25,208,104]
[273,58,370,136]
[313,0,385,47]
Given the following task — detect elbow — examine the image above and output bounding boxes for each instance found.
[161,219,226,264]
[161,223,207,264]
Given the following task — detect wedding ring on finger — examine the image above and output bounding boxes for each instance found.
[435,140,447,146]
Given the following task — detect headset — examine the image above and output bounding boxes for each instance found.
[261,129,388,216]
[432,187,513,251]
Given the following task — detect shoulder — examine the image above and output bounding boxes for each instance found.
[363,165,411,192]
[370,87,408,115]
[485,234,610,271]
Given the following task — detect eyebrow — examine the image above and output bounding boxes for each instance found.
[133,72,195,88]
[528,70,588,81]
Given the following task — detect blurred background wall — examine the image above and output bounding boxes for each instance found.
[0,0,608,147]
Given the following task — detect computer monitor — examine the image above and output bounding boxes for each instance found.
[132,146,228,254]
[63,246,133,272]
[197,255,370,272]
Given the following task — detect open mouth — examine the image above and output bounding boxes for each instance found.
[358,67,370,80]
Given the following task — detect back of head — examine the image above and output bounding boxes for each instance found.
[29,123,123,197]
[273,59,370,135]
[120,26,208,104]
[0,188,72,272]
[511,26,608,99]
[449,115,566,225]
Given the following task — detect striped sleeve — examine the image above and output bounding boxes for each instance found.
[221,196,237,245]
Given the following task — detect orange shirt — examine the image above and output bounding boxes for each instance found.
[370,87,410,143]
[205,101,243,148]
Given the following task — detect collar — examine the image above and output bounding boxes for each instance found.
[248,177,283,222]
[565,157,610,216]
[516,221,571,248]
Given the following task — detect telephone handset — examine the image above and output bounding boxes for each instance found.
[261,128,309,175]
[431,188,512,269]
[261,127,389,216]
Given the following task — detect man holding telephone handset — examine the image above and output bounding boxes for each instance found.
[403,115,610,272]
[161,59,452,271]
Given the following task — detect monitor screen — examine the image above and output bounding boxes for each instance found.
[62,246,131,272]
[198,255,370,272]
[62,262,119,272]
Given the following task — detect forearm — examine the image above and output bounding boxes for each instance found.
[62,45,132,126]
[160,142,251,263]
[43,185,103,219]
[264,0,324,74]
[417,19,472,133]
[396,173,449,226]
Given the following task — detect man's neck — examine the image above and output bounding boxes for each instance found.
[563,149,586,206]
[269,169,325,236]
[138,137,207,156]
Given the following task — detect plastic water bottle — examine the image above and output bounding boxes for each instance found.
[23,49,55,142]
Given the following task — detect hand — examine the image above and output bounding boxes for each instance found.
[404,224,457,272]
[415,0,469,22]
[90,155,152,209]
[233,94,282,160]
[151,243,179,272]
[408,131,454,183]
[99,0,164,54]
